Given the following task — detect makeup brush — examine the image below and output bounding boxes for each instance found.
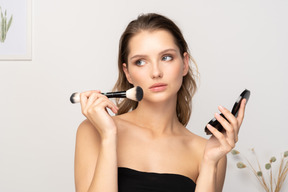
[70,86,144,104]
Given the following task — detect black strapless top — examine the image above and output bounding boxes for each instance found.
[118,167,196,192]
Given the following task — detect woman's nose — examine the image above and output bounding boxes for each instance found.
[151,62,163,79]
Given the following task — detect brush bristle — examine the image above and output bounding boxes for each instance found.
[126,86,144,101]
[70,92,80,103]
[135,86,143,101]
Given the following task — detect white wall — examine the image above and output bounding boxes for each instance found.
[0,0,287,191]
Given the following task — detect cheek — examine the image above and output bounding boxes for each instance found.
[128,68,147,84]
[167,65,184,89]
[169,65,183,80]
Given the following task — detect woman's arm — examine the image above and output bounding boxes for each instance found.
[74,120,118,192]
[74,91,119,192]
[215,156,227,192]
[195,156,226,192]
[195,159,217,192]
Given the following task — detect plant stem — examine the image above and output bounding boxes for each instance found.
[244,155,269,191]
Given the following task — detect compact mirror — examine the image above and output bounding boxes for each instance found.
[205,89,251,135]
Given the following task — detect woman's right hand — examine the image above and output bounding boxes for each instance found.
[79,90,119,139]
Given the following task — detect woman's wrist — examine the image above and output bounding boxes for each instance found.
[200,157,218,171]
[98,125,118,140]
[100,132,117,146]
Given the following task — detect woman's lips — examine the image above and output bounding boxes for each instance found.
[149,83,168,92]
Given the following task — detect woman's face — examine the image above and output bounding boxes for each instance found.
[123,30,189,103]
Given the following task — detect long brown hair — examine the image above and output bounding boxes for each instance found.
[113,13,198,126]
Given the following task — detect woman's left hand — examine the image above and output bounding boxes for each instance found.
[204,99,247,163]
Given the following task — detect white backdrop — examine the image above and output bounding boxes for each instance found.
[0,0,287,191]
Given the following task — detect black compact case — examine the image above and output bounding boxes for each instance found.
[205,89,251,135]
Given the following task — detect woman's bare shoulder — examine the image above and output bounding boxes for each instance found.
[183,128,207,142]
[77,119,97,132]
[183,129,208,156]
[112,113,135,129]
[190,132,207,146]
[76,119,101,145]
[76,114,129,140]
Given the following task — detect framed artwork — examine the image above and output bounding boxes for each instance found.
[0,0,32,60]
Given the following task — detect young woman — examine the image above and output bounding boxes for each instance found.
[74,13,246,192]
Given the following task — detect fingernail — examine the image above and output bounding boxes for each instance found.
[218,105,224,110]
[207,124,215,130]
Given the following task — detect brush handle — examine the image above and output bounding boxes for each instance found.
[70,91,127,104]
[103,91,126,98]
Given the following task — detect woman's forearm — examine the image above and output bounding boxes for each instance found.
[195,160,217,192]
[88,135,118,192]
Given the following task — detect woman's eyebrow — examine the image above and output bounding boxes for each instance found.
[129,48,177,60]
[158,48,177,55]
[130,54,147,61]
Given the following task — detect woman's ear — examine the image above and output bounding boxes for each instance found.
[182,52,189,76]
[123,63,133,84]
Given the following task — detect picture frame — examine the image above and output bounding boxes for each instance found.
[0,0,32,60]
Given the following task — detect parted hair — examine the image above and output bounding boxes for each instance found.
[113,13,198,126]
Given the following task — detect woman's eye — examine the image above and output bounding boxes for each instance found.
[162,55,173,61]
[135,59,146,66]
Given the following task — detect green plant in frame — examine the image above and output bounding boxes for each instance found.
[0,6,13,43]
[231,149,288,192]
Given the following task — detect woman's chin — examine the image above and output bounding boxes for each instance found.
[142,93,177,104]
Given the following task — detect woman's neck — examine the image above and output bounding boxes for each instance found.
[128,98,182,136]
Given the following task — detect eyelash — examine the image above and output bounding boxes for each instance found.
[135,59,146,66]
[133,54,173,66]
[162,55,173,61]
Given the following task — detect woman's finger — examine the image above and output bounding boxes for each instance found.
[218,105,238,129]
[217,105,240,142]
[207,124,234,151]
[85,92,100,110]
[80,90,101,114]
[214,112,236,146]
[236,99,247,127]
[91,95,119,114]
